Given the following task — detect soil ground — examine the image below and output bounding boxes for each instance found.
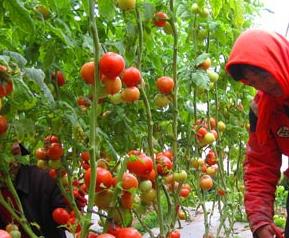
[66,202,252,238]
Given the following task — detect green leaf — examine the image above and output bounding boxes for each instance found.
[97,128,120,161]
[10,76,37,111]
[209,0,223,18]
[98,0,115,21]
[3,0,35,35]
[24,68,55,105]
[191,70,210,90]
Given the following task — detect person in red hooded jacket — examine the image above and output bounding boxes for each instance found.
[226,29,289,238]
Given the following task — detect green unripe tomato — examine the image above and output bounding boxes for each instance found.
[207,70,219,83]
[48,160,62,169]
[191,3,199,13]
[200,8,210,18]
[139,180,153,192]
[154,94,171,108]
[109,92,123,104]
[9,230,21,238]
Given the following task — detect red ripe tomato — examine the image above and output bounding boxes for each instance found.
[121,86,140,102]
[4,81,13,95]
[84,167,113,190]
[120,191,134,209]
[121,67,141,87]
[87,232,99,238]
[116,227,142,238]
[48,169,57,179]
[0,85,5,97]
[179,188,190,198]
[0,230,12,238]
[35,148,47,160]
[167,230,180,238]
[163,149,173,161]
[47,143,64,160]
[205,150,217,166]
[0,81,13,97]
[80,61,95,85]
[98,234,115,238]
[122,172,138,189]
[77,96,91,107]
[52,208,70,225]
[107,224,121,236]
[51,71,65,86]
[80,151,90,162]
[99,52,125,79]
[44,135,59,144]
[156,76,174,94]
[196,127,207,140]
[82,161,90,170]
[0,115,8,135]
[127,154,153,177]
[140,168,156,181]
[156,155,173,176]
[153,12,168,27]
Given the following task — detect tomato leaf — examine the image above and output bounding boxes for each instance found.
[191,70,210,90]
[3,0,35,35]
[98,0,115,21]
[24,68,55,105]
[195,53,210,67]
[11,77,37,111]
[3,51,27,68]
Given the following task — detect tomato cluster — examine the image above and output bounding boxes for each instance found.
[80,53,142,104]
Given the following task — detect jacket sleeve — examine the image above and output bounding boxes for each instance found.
[244,109,282,234]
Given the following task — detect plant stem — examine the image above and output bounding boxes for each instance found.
[81,0,101,237]
[0,192,38,238]
[169,0,179,163]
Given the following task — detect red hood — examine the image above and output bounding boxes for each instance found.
[226,29,289,143]
[226,29,289,97]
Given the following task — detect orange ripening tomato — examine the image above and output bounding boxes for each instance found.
[80,61,95,85]
[121,86,140,102]
[0,115,8,135]
[122,172,138,189]
[156,76,174,94]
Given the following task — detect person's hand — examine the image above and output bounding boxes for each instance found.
[255,224,284,238]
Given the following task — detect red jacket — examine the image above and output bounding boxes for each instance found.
[225,29,289,235]
[246,98,289,233]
